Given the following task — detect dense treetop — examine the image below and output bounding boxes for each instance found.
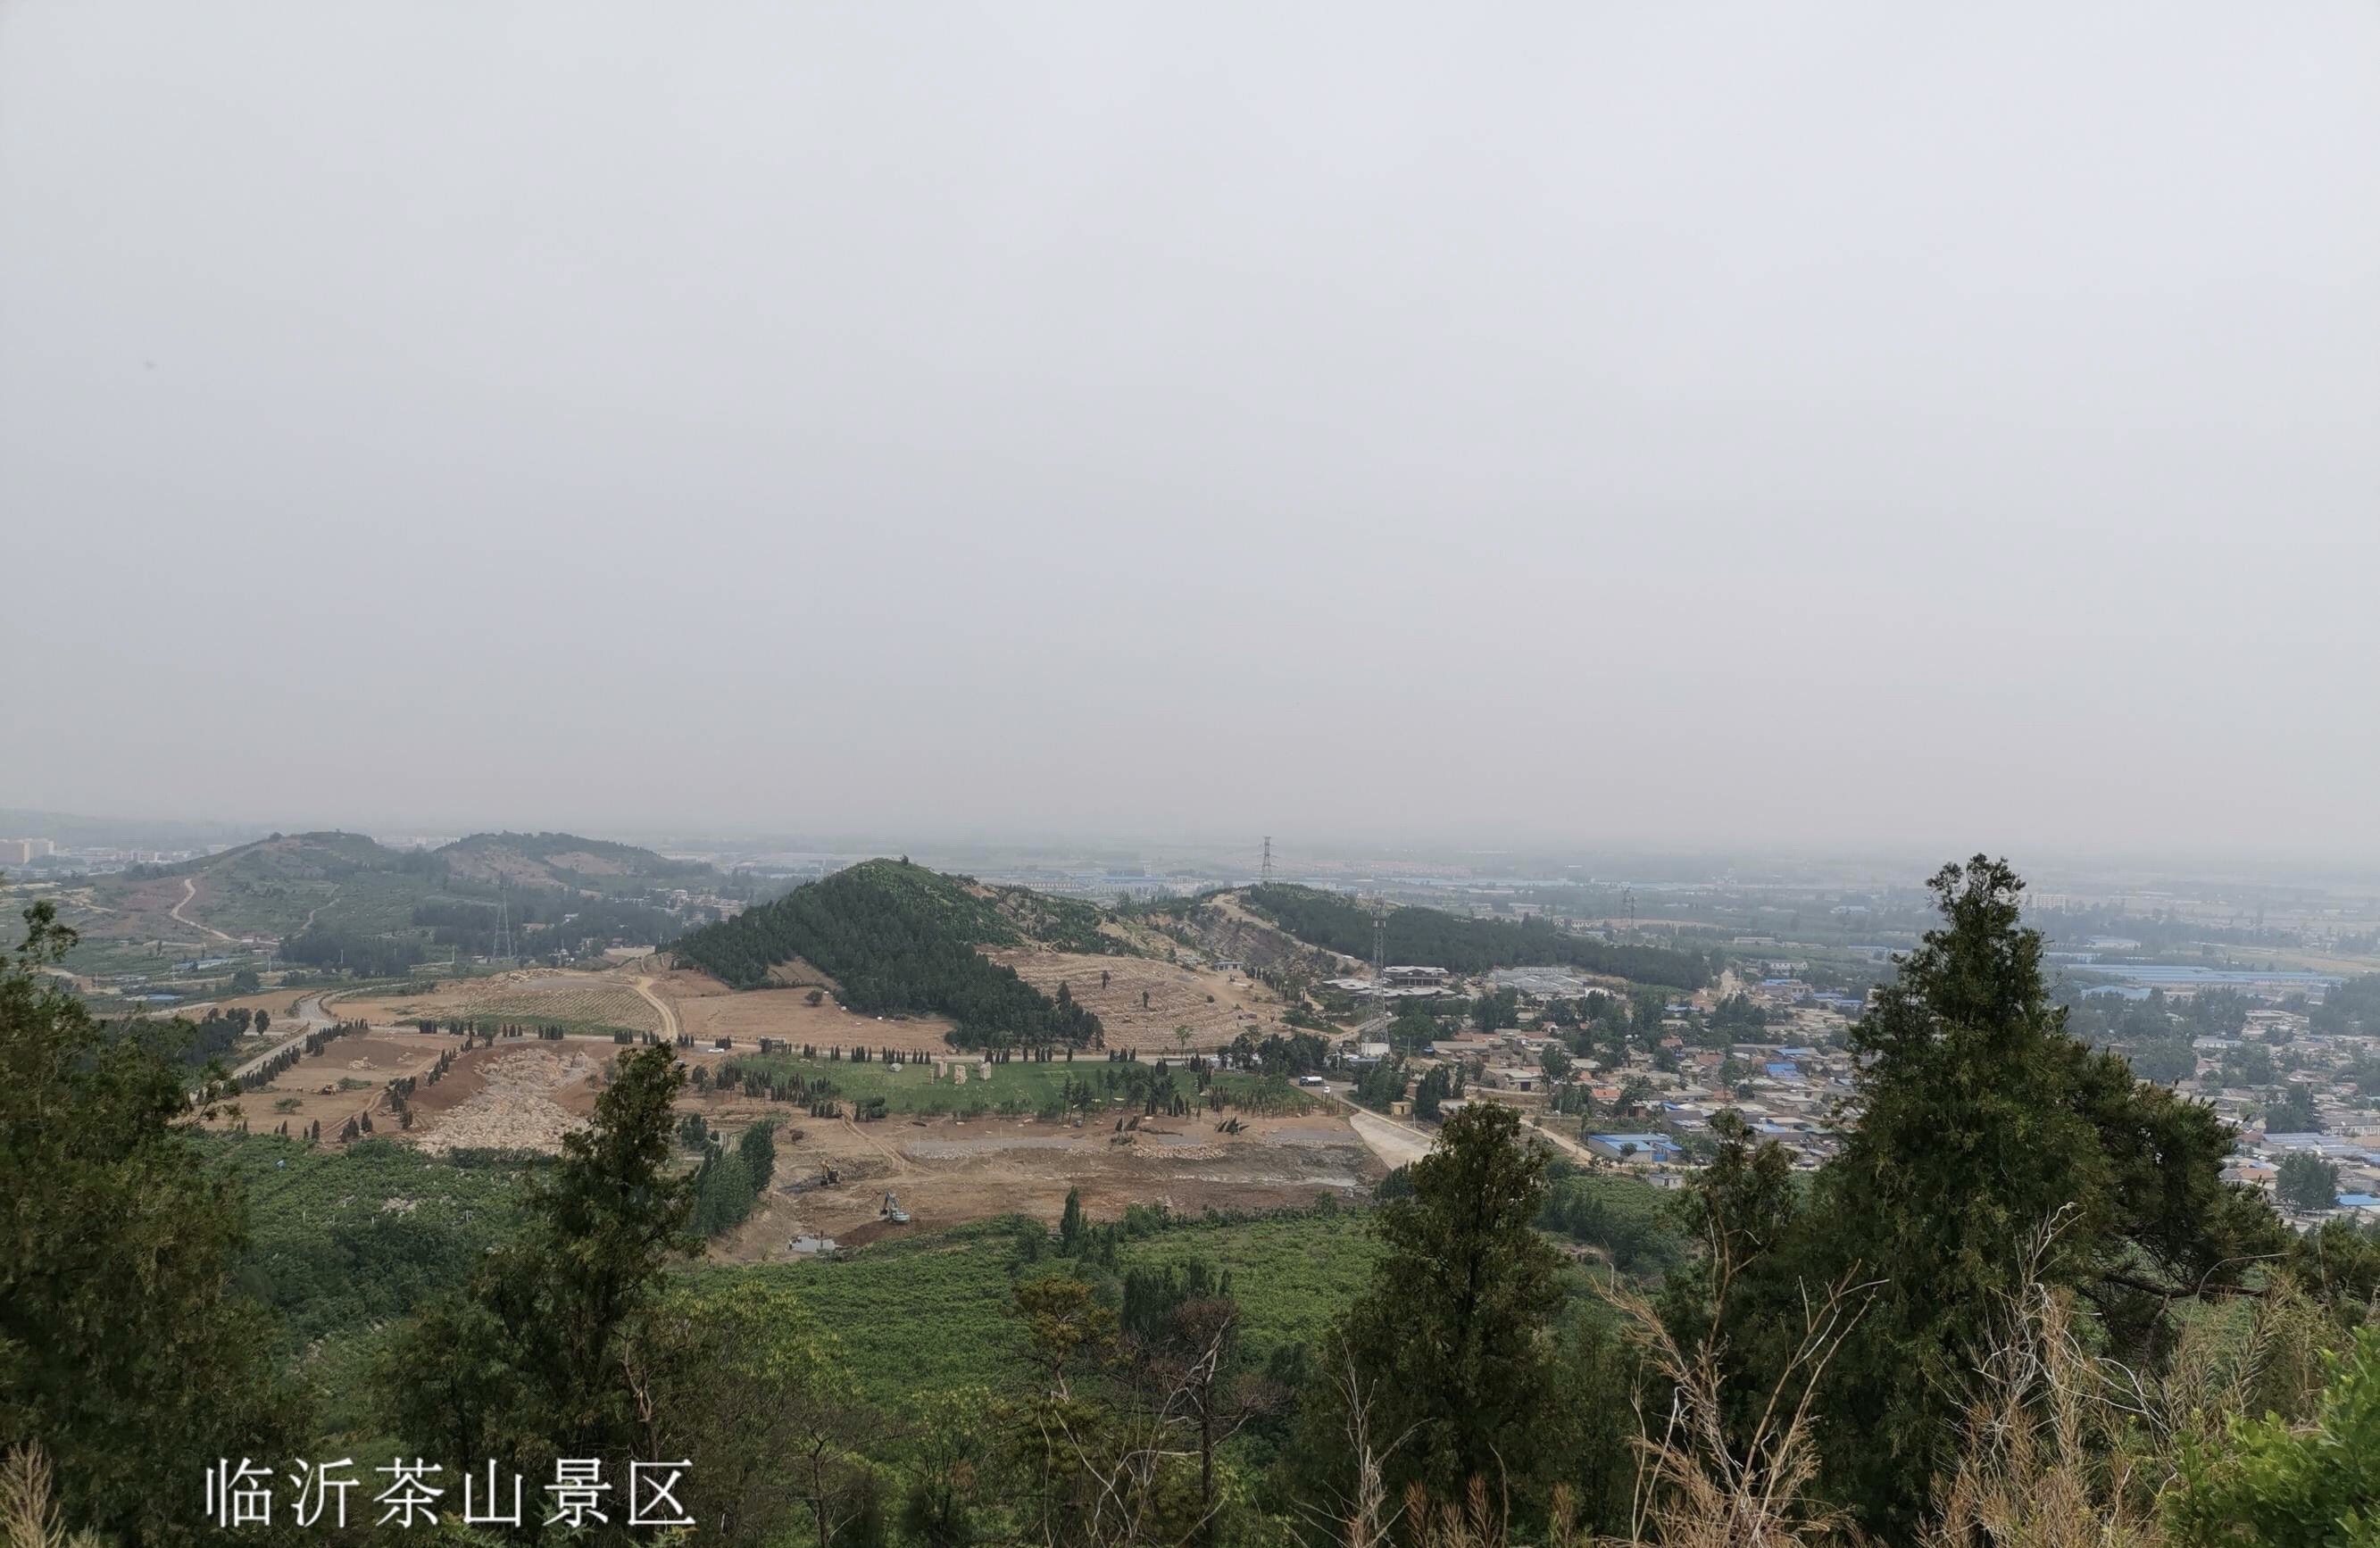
[1676,856,2289,1537]
[0,905,300,1544]
[671,860,1107,1047]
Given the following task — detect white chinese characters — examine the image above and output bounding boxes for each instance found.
[203,1458,694,1530]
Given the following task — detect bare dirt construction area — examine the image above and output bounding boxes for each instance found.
[405,1044,603,1153]
[215,1029,457,1143]
[648,967,961,1053]
[218,1027,608,1153]
[694,1097,1383,1263]
[338,969,664,1036]
[982,949,1280,1053]
[625,953,1275,1060]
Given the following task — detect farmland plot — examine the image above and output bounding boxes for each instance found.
[341,969,663,1036]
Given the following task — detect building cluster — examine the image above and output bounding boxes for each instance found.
[1336,965,1870,1178]
[2165,1009,2380,1223]
[1344,959,2380,1222]
[1,837,219,872]
[1324,964,1452,1000]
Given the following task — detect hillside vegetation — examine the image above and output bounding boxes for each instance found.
[708,1206,1382,1409]
[1244,883,1713,988]
[20,861,2380,1548]
[437,830,712,891]
[82,829,711,978]
[671,859,1109,1048]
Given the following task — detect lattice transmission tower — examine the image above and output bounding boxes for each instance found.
[494,879,514,964]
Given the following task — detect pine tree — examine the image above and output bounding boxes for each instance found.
[1716,857,2286,1537]
[0,903,303,1544]
[379,1043,694,1475]
[1327,1102,1565,1506]
[1058,1186,1086,1255]
[743,1120,779,1191]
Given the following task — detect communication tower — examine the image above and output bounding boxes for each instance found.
[494,880,514,964]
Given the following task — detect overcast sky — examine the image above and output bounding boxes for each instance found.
[4,4,2376,857]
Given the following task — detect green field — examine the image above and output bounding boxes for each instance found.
[201,1127,1652,1459]
[201,1133,553,1447]
[723,1053,1318,1119]
[700,1206,1384,1410]
[209,1134,545,1344]
[205,1127,1379,1419]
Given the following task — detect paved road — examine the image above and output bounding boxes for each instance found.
[1316,1078,1601,1169]
[1315,1079,1438,1168]
[1345,1106,1433,1167]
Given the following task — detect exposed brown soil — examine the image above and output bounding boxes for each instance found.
[982,949,1281,1053]
[215,1030,454,1143]
[337,970,664,1035]
[665,982,960,1053]
[217,1003,1388,1248]
[407,1044,603,1153]
[695,1103,1379,1263]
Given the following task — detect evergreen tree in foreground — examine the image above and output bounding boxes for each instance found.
[0,904,301,1545]
[1327,1102,1567,1510]
[380,1042,693,1536]
[1696,856,2285,1537]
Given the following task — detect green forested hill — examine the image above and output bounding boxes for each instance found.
[104,831,444,945]
[670,859,1107,1048]
[85,829,702,978]
[1244,884,1712,989]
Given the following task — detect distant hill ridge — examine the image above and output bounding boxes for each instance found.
[437,830,712,891]
[131,829,709,895]
[1242,883,1713,990]
[670,858,1116,1050]
[92,829,712,976]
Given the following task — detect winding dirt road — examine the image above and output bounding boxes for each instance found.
[171,877,234,943]
[630,975,681,1040]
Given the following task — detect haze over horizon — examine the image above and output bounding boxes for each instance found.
[5,4,2376,858]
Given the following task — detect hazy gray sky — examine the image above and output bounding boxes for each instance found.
[4,4,2376,855]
